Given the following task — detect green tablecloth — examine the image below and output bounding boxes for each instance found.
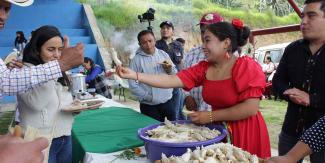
[72,107,158,163]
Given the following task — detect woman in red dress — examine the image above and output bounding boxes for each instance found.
[117,20,271,158]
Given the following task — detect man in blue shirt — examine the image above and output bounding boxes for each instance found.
[128,30,177,121]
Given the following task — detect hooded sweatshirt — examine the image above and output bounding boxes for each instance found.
[128,48,177,105]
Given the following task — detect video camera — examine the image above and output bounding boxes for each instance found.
[138,8,155,31]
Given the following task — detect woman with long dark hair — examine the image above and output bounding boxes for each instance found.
[14,31,27,54]
[17,25,73,163]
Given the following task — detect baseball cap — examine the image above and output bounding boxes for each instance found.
[5,0,34,7]
[160,21,174,29]
[198,12,224,25]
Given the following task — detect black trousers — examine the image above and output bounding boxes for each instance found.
[140,97,175,122]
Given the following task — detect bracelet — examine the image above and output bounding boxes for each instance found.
[208,111,213,123]
[135,72,139,84]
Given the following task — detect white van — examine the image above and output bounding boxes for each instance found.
[255,42,290,67]
[254,42,290,82]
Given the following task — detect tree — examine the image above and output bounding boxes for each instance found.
[210,0,243,9]
[255,0,303,16]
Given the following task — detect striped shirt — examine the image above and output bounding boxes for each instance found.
[0,59,62,98]
[183,46,211,111]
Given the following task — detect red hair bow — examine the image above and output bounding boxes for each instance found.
[232,18,244,30]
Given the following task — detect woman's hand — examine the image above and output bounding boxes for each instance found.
[188,111,211,124]
[184,96,198,111]
[264,156,295,163]
[6,59,24,69]
[116,66,137,80]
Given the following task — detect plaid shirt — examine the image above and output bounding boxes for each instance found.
[183,46,211,111]
[0,59,62,98]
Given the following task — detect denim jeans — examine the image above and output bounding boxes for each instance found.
[170,88,185,120]
[279,132,325,163]
[49,136,72,163]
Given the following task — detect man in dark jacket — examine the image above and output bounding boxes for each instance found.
[156,21,185,120]
[156,21,184,71]
[273,0,325,162]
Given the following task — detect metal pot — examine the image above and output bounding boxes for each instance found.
[71,73,87,96]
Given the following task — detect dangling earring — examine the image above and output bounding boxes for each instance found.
[224,51,230,59]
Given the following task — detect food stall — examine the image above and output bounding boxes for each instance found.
[72,96,261,163]
[71,96,158,163]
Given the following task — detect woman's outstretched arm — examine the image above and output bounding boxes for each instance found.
[116,66,184,88]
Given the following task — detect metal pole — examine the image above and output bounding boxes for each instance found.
[248,0,302,54]
[251,24,300,36]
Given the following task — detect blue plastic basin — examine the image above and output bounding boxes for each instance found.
[138,120,227,162]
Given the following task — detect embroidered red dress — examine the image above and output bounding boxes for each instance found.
[177,56,271,158]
